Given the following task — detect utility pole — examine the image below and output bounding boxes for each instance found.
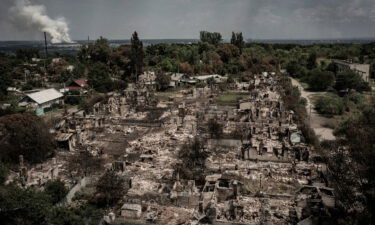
[44,32,48,71]
[43,32,48,86]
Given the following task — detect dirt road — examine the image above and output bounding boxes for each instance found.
[290,78,336,141]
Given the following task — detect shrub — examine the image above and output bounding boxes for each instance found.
[0,163,8,185]
[305,69,335,91]
[335,70,370,92]
[315,95,344,116]
[44,180,68,204]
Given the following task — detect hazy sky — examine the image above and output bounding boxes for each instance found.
[1,0,375,41]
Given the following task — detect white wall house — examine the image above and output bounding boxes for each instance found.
[19,88,64,115]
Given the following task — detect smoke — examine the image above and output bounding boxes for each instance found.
[10,0,72,43]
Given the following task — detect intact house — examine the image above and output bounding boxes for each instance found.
[333,59,370,82]
[66,79,89,91]
[18,88,64,115]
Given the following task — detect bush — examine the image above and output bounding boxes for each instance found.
[0,163,8,185]
[335,70,370,92]
[315,95,344,116]
[44,180,68,204]
[286,61,307,78]
[305,69,335,91]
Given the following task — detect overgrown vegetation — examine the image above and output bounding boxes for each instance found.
[279,75,319,146]
[176,137,208,183]
[94,171,126,207]
[322,104,375,224]
[0,114,55,164]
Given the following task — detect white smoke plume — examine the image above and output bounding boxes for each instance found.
[10,0,73,43]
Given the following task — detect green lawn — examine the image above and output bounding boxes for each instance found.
[216,92,249,106]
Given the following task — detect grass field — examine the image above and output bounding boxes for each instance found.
[216,92,249,106]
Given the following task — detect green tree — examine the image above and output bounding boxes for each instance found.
[16,48,40,61]
[286,61,307,78]
[0,185,52,225]
[95,171,126,207]
[44,180,68,204]
[155,71,171,91]
[330,106,375,224]
[305,69,335,91]
[88,63,113,93]
[326,62,338,74]
[314,95,344,116]
[334,70,370,92]
[306,52,317,69]
[217,44,240,63]
[48,207,85,225]
[230,32,245,53]
[159,58,174,72]
[78,37,111,64]
[0,114,55,164]
[200,31,222,45]
[130,31,144,79]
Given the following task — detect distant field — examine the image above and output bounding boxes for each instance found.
[216,92,249,106]
[155,89,185,100]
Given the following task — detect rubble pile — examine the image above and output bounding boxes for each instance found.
[7,72,334,225]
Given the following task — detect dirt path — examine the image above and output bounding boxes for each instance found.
[290,78,336,141]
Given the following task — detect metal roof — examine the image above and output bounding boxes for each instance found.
[26,88,63,105]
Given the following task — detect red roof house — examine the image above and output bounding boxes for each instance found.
[67,79,89,90]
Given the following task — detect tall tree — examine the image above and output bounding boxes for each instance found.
[200,31,222,45]
[95,171,126,207]
[130,31,144,80]
[87,63,113,93]
[230,32,245,53]
[78,37,111,64]
[306,52,317,69]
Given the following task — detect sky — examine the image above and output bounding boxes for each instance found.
[1,0,375,41]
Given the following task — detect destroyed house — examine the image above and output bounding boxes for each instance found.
[333,59,370,82]
[120,203,142,219]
